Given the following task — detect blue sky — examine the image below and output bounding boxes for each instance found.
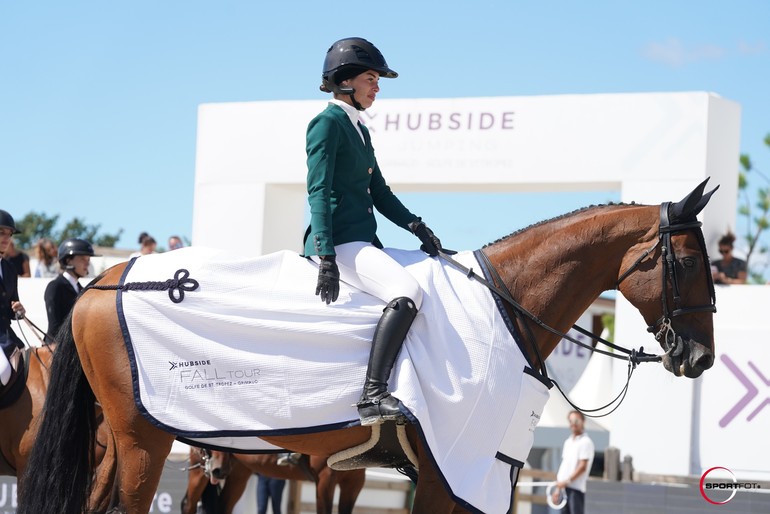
[1,1,768,258]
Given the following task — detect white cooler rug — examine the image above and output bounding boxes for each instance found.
[118,246,551,514]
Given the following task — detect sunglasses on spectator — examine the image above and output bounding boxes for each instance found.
[719,248,731,254]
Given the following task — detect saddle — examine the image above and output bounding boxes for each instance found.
[327,420,418,480]
[0,348,28,409]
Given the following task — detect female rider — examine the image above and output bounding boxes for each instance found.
[304,37,448,426]
[0,209,27,387]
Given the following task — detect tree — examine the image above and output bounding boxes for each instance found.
[738,132,770,283]
[14,211,123,249]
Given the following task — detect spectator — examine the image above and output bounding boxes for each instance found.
[256,474,286,514]
[130,232,157,259]
[44,239,98,340]
[34,238,59,278]
[711,232,747,285]
[552,410,594,514]
[5,239,31,278]
[167,235,184,251]
[0,209,27,386]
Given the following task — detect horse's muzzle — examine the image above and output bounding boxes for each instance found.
[662,339,714,378]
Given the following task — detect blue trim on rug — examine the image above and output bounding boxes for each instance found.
[176,437,287,455]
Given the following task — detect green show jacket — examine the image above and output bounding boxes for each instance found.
[303,104,417,257]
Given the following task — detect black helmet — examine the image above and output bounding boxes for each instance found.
[0,209,20,234]
[320,37,398,95]
[58,238,98,264]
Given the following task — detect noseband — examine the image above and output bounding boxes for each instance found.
[616,202,717,356]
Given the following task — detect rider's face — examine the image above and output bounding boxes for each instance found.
[0,227,12,255]
[341,70,380,110]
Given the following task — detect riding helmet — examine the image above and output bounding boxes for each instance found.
[58,238,98,264]
[0,209,21,234]
[320,37,398,95]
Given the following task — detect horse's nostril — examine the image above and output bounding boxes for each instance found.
[212,468,225,479]
[693,349,714,370]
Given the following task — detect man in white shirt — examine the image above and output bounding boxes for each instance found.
[553,410,594,514]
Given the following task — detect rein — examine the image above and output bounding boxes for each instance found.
[437,201,715,417]
[439,251,646,418]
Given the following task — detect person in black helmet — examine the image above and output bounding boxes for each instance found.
[0,209,27,387]
[43,238,97,339]
[303,37,450,426]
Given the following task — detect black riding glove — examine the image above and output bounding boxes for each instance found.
[409,219,444,257]
[316,256,340,304]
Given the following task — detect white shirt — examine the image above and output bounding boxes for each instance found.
[63,271,81,292]
[329,99,365,144]
[556,432,594,493]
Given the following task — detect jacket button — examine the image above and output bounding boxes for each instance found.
[368,168,373,174]
[368,208,373,214]
[367,188,370,194]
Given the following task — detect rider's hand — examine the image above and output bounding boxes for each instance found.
[11,301,25,320]
[315,256,340,304]
[409,220,454,256]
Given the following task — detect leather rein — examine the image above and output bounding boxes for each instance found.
[437,201,716,417]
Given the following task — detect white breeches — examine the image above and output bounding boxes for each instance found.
[312,241,423,309]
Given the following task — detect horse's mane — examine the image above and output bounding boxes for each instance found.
[482,201,637,248]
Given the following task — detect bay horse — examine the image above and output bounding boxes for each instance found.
[0,341,113,511]
[19,182,718,514]
[181,449,365,514]
[0,345,53,481]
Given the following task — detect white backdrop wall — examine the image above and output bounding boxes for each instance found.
[193,92,738,256]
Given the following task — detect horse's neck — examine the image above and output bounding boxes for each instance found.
[485,205,657,360]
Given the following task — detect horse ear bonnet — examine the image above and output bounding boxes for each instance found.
[669,177,719,223]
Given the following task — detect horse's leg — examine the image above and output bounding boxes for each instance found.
[336,469,366,514]
[181,454,210,514]
[107,417,175,512]
[88,425,117,512]
[220,458,252,514]
[409,428,456,514]
[74,291,175,513]
[314,466,337,514]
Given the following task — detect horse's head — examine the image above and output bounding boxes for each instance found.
[618,179,718,378]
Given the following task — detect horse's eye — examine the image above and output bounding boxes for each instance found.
[681,256,696,268]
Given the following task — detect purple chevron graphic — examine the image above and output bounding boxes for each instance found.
[719,354,769,428]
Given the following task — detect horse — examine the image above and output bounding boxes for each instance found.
[18,181,718,514]
[0,345,53,480]
[0,341,114,511]
[181,449,365,514]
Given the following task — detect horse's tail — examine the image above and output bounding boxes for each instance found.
[18,311,96,514]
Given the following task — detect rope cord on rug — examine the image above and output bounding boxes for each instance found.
[83,268,199,304]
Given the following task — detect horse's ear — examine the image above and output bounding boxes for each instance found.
[691,184,719,217]
[670,178,719,221]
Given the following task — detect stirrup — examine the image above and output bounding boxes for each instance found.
[356,392,406,426]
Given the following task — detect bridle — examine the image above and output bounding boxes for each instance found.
[616,202,716,358]
[438,201,716,416]
[192,447,216,478]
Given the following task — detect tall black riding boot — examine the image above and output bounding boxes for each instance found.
[357,297,418,426]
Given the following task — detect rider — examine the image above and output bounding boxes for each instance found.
[0,209,27,387]
[44,238,97,340]
[304,37,449,426]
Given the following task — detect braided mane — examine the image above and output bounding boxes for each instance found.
[482,201,636,248]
